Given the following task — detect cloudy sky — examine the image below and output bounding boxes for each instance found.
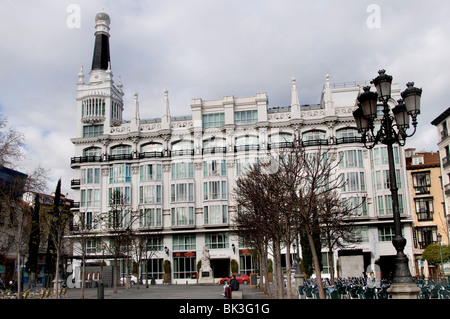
[0,0,448,196]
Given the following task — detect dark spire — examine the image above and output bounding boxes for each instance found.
[91,12,111,71]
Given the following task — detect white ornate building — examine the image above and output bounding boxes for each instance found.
[69,12,417,285]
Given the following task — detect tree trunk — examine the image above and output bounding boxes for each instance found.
[327,248,335,285]
[285,242,292,299]
[273,240,284,299]
[81,258,85,299]
[16,252,21,298]
[306,226,325,299]
[54,251,60,299]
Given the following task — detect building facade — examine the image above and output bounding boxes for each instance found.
[69,12,417,285]
[405,149,448,279]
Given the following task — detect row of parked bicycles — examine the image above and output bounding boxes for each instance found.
[298,277,450,299]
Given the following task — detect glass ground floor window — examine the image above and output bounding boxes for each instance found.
[173,256,196,279]
[145,258,163,279]
[239,254,255,275]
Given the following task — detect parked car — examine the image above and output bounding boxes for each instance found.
[219,274,250,285]
[120,275,139,285]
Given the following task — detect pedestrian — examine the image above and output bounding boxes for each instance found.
[230,275,239,291]
[222,280,229,297]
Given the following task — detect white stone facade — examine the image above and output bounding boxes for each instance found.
[69,13,417,284]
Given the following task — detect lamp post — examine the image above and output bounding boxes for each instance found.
[353,70,422,298]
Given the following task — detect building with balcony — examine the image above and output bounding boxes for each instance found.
[68,12,417,285]
[405,149,448,278]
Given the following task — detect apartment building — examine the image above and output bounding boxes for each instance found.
[68,12,417,285]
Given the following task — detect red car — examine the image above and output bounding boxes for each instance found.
[219,274,250,285]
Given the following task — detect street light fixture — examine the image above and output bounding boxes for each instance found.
[353,69,422,286]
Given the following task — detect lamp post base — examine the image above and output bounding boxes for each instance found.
[387,283,420,299]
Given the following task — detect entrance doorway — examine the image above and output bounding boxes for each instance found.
[211,259,230,279]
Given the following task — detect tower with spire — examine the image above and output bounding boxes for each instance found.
[75,12,124,138]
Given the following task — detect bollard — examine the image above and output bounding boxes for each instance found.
[97,282,104,299]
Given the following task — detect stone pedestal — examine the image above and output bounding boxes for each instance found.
[387,283,420,299]
[198,270,214,284]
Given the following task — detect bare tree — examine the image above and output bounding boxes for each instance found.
[41,179,72,299]
[0,115,25,169]
[318,190,363,284]
[101,189,139,293]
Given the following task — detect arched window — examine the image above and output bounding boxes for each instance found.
[268,132,293,148]
[336,128,361,144]
[83,147,102,157]
[302,130,327,146]
[235,135,259,151]
[171,140,194,156]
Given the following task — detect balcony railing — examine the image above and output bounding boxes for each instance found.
[202,147,226,154]
[71,179,81,188]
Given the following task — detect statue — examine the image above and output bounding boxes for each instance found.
[201,245,211,272]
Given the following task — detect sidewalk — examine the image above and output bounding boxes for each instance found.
[65,283,269,299]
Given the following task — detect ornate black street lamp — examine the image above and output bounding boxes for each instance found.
[353,70,422,285]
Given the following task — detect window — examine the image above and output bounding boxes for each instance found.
[203,113,225,128]
[374,146,400,165]
[415,197,434,221]
[111,145,131,155]
[412,171,431,194]
[173,235,196,251]
[173,256,196,279]
[171,183,194,202]
[87,239,101,254]
[84,147,102,157]
[206,233,229,249]
[203,181,227,200]
[378,226,394,242]
[80,211,97,230]
[146,237,163,252]
[377,195,404,216]
[80,189,100,207]
[203,160,226,177]
[239,254,255,275]
[83,125,104,138]
[339,150,363,167]
[236,157,259,175]
[140,164,162,181]
[146,258,163,279]
[342,197,367,216]
[375,169,401,190]
[341,171,365,192]
[110,164,131,183]
[108,186,131,205]
[107,209,131,229]
[171,207,194,226]
[204,205,228,225]
[416,226,437,249]
[139,185,162,204]
[171,162,194,179]
[234,110,257,125]
[140,208,162,227]
[81,168,100,184]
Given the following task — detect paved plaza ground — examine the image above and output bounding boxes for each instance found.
[65,283,268,299]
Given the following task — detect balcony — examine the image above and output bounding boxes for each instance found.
[445,183,450,196]
[234,145,260,152]
[71,155,103,165]
[71,179,81,188]
[335,136,364,144]
[443,156,450,168]
[202,147,226,155]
